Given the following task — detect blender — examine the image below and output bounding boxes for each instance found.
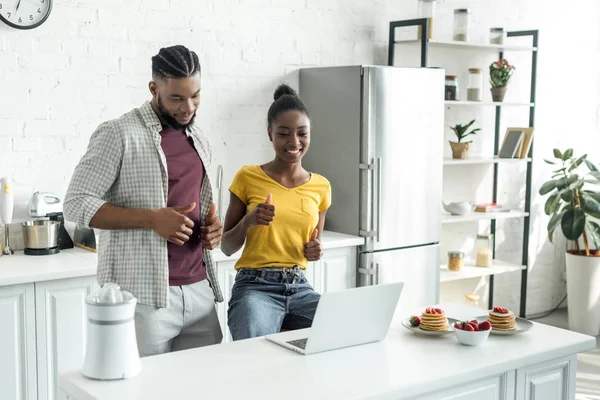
[0,176,14,255]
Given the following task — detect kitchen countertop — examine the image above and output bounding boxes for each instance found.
[0,230,364,287]
[59,302,596,400]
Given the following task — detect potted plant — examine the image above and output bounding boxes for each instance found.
[539,148,600,335]
[489,58,515,102]
[449,119,480,159]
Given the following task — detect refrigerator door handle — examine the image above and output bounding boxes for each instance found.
[376,157,382,242]
[375,262,380,285]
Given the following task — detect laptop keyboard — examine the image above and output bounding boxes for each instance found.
[287,338,308,349]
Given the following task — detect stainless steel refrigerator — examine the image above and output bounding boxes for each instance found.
[299,65,444,311]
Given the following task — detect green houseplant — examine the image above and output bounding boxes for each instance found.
[539,148,600,335]
[489,58,515,102]
[448,119,480,160]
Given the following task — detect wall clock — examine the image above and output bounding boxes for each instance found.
[0,0,52,30]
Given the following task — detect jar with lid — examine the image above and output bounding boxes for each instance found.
[417,0,436,39]
[489,27,505,45]
[453,9,471,42]
[448,251,464,271]
[464,293,481,308]
[467,68,482,101]
[476,234,493,267]
[445,75,459,101]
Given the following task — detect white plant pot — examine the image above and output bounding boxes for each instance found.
[566,251,600,336]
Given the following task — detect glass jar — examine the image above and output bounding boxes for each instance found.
[489,27,505,45]
[467,68,482,101]
[476,234,493,267]
[464,293,481,308]
[448,251,464,271]
[453,9,471,42]
[417,0,436,39]
[445,75,459,101]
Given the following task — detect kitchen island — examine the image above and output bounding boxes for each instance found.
[0,230,364,400]
[59,303,595,400]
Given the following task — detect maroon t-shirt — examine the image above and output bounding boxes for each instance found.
[160,127,207,286]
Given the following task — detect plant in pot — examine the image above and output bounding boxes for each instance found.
[539,148,600,335]
[449,119,480,160]
[489,58,515,102]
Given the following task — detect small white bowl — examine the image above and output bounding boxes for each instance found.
[454,327,491,346]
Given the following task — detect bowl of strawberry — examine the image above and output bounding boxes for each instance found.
[453,320,492,346]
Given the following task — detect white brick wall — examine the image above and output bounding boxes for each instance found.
[0,0,599,315]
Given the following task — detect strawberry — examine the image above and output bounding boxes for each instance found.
[410,316,421,327]
[469,319,478,326]
[467,322,478,331]
[435,308,444,314]
[478,320,492,331]
[425,307,432,314]
[453,322,462,330]
[493,306,509,314]
[464,323,475,332]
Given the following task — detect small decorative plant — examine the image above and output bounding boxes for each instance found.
[489,58,515,102]
[450,119,480,143]
[448,119,480,160]
[539,148,600,256]
[489,58,515,88]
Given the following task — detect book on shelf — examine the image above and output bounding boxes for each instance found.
[498,127,535,159]
[474,202,509,213]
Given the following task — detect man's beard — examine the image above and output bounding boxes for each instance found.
[157,96,196,130]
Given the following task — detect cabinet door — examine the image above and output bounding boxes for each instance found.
[516,356,574,400]
[415,373,514,400]
[35,276,95,400]
[216,260,237,343]
[316,247,357,293]
[0,283,37,400]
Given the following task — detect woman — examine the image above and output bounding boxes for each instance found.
[221,84,331,341]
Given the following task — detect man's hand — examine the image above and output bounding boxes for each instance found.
[243,193,275,228]
[151,203,196,246]
[200,203,222,250]
[304,228,323,262]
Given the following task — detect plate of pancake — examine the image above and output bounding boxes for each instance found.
[476,306,533,335]
[402,307,459,336]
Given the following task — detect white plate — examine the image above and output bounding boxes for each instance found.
[401,317,459,336]
[473,314,534,336]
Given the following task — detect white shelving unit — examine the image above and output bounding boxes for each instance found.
[394,39,538,52]
[444,100,534,107]
[389,20,538,315]
[444,156,532,165]
[440,260,527,283]
[442,211,529,224]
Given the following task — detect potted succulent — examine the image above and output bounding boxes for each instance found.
[539,148,600,335]
[449,119,480,159]
[489,58,515,102]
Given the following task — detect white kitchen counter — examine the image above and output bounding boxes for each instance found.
[59,303,596,400]
[0,230,364,287]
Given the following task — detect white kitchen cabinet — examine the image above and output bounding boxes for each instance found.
[35,276,96,400]
[314,247,357,294]
[414,373,514,400]
[0,283,37,400]
[516,355,574,400]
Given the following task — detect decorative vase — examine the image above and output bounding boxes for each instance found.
[490,86,507,102]
[566,250,600,336]
[449,141,470,159]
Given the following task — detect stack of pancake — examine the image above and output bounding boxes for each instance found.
[487,306,517,330]
[419,307,449,332]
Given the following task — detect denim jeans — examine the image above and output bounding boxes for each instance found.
[227,267,321,341]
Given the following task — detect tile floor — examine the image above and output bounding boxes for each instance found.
[534,309,600,400]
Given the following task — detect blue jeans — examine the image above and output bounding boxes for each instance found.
[227,267,321,341]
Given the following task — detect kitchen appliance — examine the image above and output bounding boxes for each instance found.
[23,192,74,255]
[82,283,141,380]
[0,176,14,255]
[300,66,444,311]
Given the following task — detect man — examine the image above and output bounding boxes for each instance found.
[64,45,224,356]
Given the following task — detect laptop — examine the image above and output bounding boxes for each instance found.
[265,282,403,355]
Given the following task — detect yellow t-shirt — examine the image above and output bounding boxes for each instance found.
[229,165,332,270]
